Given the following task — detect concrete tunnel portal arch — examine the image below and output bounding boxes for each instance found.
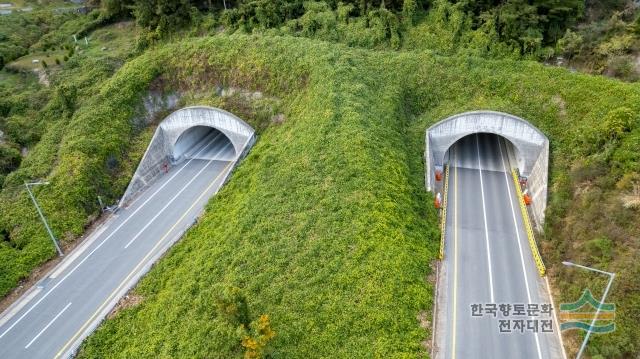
[425,111,549,227]
[120,106,256,205]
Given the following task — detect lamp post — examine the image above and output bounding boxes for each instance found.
[562,261,615,359]
[24,181,63,257]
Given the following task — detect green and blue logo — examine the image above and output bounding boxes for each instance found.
[559,289,615,334]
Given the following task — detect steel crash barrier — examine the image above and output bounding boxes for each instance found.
[439,165,449,260]
[511,168,546,277]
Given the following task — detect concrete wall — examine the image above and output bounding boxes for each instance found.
[120,106,255,206]
[425,110,549,227]
[526,141,549,229]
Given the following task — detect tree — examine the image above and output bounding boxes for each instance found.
[0,145,21,174]
[133,0,193,33]
[402,0,417,26]
[558,29,583,58]
[101,0,133,19]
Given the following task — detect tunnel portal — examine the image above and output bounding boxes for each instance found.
[120,106,255,206]
[426,111,549,227]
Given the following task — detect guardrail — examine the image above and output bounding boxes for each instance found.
[511,169,546,276]
[439,165,449,260]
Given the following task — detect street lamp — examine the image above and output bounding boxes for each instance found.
[24,181,63,257]
[562,261,615,359]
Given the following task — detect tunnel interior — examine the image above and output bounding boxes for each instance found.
[444,133,520,172]
[172,126,235,163]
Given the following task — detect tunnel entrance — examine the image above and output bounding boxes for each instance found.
[173,126,235,162]
[426,111,549,227]
[120,106,256,206]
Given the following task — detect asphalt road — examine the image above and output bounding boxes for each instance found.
[435,133,565,359]
[0,133,237,358]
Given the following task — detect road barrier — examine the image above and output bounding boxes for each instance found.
[511,169,546,276]
[439,165,449,260]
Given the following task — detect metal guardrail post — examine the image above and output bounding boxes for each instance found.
[511,169,545,276]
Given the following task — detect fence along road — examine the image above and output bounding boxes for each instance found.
[0,133,237,358]
[435,133,565,359]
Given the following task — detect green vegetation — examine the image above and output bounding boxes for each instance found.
[57,35,640,357]
[0,1,639,357]
[72,34,438,357]
[99,0,640,78]
[0,9,142,299]
[0,8,92,69]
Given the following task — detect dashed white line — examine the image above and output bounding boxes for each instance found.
[476,134,495,303]
[0,134,222,339]
[124,142,232,248]
[24,302,71,349]
[498,138,543,359]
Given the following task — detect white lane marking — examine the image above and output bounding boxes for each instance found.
[0,288,42,329]
[475,134,495,303]
[124,142,232,248]
[54,160,236,359]
[452,143,459,359]
[498,138,543,359]
[24,302,71,349]
[50,223,109,279]
[545,276,568,359]
[0,134,222,339]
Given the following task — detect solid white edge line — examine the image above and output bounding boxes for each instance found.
[124,142,232,248]
[452,144,459,359]
[0,133,222,339]
[498,138,543,359]
[430,260,439,359]
[0,288,42,329]
[24,302,71,349]
[50,223,109,279]
[55,160,237,359]
[475,134,495,303]
[545,275,568,359]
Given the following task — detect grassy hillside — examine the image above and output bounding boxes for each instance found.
[64,35,640,358]
[1,30,639,356]
[0,17,140,298]
[68,35,439,357]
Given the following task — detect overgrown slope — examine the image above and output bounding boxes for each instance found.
[73,36,438,357]
[1,32,639,357]
[74,36,639,358]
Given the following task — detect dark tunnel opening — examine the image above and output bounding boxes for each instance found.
[172,126,235,163]
[444,133,520,172]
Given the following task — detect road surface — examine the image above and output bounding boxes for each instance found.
[0,132,237,358]
[435,133,565,359]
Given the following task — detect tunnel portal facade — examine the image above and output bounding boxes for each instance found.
[120,106,255,205]
[425,110,549,226]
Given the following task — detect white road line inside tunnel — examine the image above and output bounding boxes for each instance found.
[497,138,543,359]
[0,133,223,340]
[124,141,232,249]
[476,134,495,303]
[24,302,71,349]
[452,143,459,359]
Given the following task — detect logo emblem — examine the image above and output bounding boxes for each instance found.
[559,289,615,334]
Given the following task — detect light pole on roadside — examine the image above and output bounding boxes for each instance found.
[562,261,615,359]
[24,181,63,257]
